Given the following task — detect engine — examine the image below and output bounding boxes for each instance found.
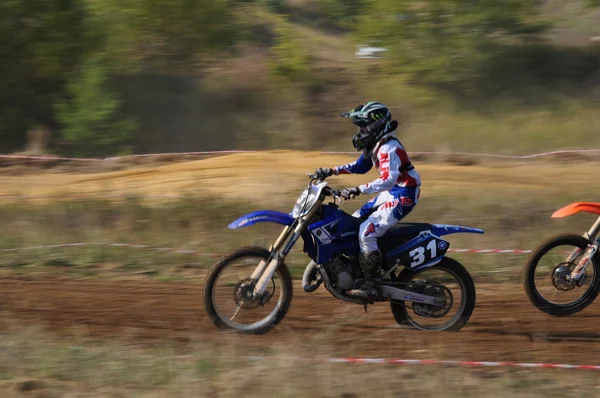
[323,255,358,291]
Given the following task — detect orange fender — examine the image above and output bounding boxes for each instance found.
[552,202,600,218]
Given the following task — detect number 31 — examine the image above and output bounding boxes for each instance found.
[409,240,437,267]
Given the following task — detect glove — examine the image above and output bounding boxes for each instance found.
[341,187,360,200]
[314,167,334,181]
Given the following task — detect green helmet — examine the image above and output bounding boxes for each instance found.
[341,101,392,153]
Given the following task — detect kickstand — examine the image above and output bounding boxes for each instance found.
[363,304,368,313]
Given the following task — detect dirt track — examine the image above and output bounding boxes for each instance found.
[3,152,600,204]
[2,276,600,364]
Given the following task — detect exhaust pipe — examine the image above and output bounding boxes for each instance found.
[302,260,322,293]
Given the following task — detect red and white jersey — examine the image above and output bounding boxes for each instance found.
[358,135,421,195]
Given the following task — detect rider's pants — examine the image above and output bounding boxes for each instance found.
[353,186,420,253]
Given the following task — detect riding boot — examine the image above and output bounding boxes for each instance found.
[348,251,383,298]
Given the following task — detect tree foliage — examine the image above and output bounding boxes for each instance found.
[0,0,86,150]
[86,0,244,74]
[321,0,366,29]
[0,0,248,155]
[357,0,549,88]
[269,22,313,82]
[0,0,597,155]
[54,57,137,157]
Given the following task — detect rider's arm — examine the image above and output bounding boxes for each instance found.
[358,145,400,194]
[333,154,373,175]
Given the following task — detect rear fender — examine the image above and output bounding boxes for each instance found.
[228,210,294,229]
[552,202,600,218]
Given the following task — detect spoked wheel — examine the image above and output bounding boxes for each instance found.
[523,234,600,316]
[203,246,293,334]
[390,257,475,331]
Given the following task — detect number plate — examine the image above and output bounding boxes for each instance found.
[388,232,450,269]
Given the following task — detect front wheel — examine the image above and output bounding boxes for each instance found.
[523,234,600,316]
[203,246,293,334]
[390,257,476,331]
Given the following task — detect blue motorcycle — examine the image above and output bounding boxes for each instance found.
[203,173,484,334]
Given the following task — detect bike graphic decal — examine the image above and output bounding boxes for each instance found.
[409,239,440,268]
[388,231,450,269]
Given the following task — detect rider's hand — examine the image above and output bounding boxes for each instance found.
[341,187,360,200]
[314,167,334,181]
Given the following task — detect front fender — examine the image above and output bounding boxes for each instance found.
[228,210,295,230]
[431,224,485,237]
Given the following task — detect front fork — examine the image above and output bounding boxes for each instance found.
[568,243,598,282]
[567,217,600,282]
[251,212,315,296]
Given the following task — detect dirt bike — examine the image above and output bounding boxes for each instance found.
[202,173,484,334]
[524,202,600,316]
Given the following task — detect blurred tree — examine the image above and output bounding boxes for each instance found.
[261,0,286,13]
[0,0,250,154]
[356,0,549,89]
[54,57,137,157]
[85,0,245,74]
[0,0,86,151]
[321,0,366,30]
[269,22,313,82]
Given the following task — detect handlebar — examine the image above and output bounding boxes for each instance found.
[304,173,351,202]
[327,187,342,198]
[305,172,319,181]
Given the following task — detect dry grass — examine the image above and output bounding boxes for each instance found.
[2,152,600,280]
[0,324,599,398]
[2,157,600,396]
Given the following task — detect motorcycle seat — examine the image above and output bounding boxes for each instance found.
[377,223,433,254]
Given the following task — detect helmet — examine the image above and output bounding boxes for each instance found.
[342,101,392,154]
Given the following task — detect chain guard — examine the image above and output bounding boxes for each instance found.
[386,280,453,318]
[412,281,453,318]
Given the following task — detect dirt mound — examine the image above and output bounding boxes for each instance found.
[3,150,600,204]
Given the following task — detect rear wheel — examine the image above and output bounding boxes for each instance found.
[203,246,293,334]
[523,234,600,316]
[390,257,475,331]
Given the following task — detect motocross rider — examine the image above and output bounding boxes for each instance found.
[314,101,421,299]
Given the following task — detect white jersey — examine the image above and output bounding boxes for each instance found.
[334,133,421,195]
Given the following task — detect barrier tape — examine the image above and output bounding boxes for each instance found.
[0,241,537,256]
[242,356,600,370]
[1,148,600,162]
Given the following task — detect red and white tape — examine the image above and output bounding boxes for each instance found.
[0,241,536,256]
[243,356,600,370]
[447,248,533,254]
[1,148,600,162]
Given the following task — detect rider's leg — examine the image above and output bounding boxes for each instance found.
[348,189,418,298]
[351,193,382,219]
